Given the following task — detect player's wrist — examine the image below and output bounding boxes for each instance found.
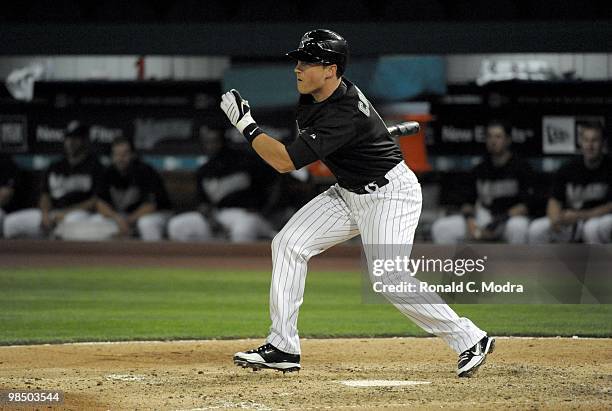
[241,123,264,144]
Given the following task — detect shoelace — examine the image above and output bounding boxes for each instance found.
[250,343,273,353]
[458,350,472,362]
[459,342,482,362]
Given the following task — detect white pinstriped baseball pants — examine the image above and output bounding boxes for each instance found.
[266,161,486,355]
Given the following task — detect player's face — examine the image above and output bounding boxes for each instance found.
[485,126,510,156]
[294,61,332,95]
[579,128,604,162]
[112,142,134,173]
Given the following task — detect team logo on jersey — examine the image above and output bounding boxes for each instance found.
[476,179,519,207]
[566,182,609,209]
[365,183,379,193]
[355,86,371,117]
[203,172,251,204]
[48,173,93,199]
[110,186,141,212]
[299,128,317,140]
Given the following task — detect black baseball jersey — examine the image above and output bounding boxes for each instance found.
[197,146,274,209]
[551,157,612,210]
[286,78,404,189]
[97,159,171,213]
[466,155,533,216]
[41,154,104,209]
[0,155,21,212]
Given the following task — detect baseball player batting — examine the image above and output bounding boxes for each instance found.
[220,29,494,377]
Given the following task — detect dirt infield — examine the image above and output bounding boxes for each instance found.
[1,241,611,409]
[1,337,610,410]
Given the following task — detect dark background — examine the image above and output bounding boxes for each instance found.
[0,0,610,55]
[1,0,611,215]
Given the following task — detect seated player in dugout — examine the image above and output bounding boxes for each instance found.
[529,121,612,244]
[0,154,23,237]
[167,131,276,243]
[93,137,172,241]
[431,120,533,244]
[3,122,104,239]
[220,29,495,378]
[264,166,316,231]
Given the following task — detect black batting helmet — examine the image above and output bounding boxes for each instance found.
[286,29,348,76]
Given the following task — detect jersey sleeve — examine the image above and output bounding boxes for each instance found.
[90,160,105,196]
[551,163,569,204]
[286,136,319,170]
[195,166,212,205]
[0,159,18,188]
[607,163,612,201]
[147,167,172,210]
[517,159,535,205]
[466,164,479,205]
[96,169,112,203]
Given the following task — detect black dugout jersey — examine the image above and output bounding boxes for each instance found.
[466,155,533,216]
[41,154,103,209]
[286,78,404,189]
[0,155,21,212]
[551,157,612,210]
[196,146,274,209]
[97,159,171,213]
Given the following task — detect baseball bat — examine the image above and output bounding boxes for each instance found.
[387,121,420,137]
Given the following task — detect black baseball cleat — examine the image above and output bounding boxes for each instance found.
[233,343,301,373]
[457,336,495,377]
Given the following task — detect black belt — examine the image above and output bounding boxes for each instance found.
[342,176,390,194]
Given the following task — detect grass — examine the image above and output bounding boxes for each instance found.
[0,267,610,345]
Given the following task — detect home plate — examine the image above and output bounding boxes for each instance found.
[105,374,147,382]
[340,380,431,387]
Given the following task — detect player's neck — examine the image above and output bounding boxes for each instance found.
[311,77,342,103]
